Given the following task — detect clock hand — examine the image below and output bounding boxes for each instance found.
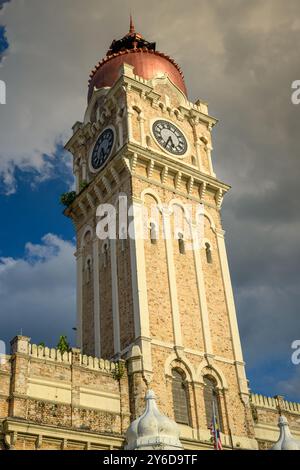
[165,136,175,149]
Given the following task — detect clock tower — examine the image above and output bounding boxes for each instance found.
[65,19,257,449]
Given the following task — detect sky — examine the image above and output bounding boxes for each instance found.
[0,0,299,401]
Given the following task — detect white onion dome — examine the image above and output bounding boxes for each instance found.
[271,416,300,450]
[125,390,183,450]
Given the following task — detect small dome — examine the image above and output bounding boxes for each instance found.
[88,19,187,102]
[125,390,183,450]
[271,416,300,450]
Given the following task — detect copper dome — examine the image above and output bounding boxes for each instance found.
[88,18,187,101]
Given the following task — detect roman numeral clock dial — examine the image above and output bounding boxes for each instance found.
[89,126,115,172]
[152,120,188,156]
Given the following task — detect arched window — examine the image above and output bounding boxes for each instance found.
[172,369,190,425]
[150,222,158,245]
[203,376,223,431]
[205,242,213,264]
[178,233,185,255]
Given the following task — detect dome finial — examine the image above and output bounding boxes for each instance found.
[270,415,300,450]
[125,389,183,450]
[129,13,135,34]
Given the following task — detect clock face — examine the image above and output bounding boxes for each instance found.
[152,120,188,156]
[90,127,115,172]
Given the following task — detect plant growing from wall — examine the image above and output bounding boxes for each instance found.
[57,335,71,354]
[60,191,77,207]
[112,361,125,381]
[80,180,88,191]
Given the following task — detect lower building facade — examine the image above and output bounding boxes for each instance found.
[0,336,299,451]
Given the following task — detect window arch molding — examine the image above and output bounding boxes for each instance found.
[80,225,94,248]
[196,361,228,391]
[203,374,224,431]
[164,352,196,383]
[140,188,163,207]
[202,212,216,234]
[169,199,193,226]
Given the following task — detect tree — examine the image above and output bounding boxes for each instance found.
[56,335,70,354]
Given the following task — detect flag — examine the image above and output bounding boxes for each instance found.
[209,401,223,450]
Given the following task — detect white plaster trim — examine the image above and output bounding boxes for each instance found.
[110,239,121,356]
[128,202,152,373]
[191,226,213,355]
[164,352,197,382]
[76,249,83,349]
[80,225,94,248]
[162,211,182,347]
[215,229,246,384]
[196,360,228,390]
[93,238,101,357]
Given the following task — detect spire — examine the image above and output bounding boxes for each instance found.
[129,14,135,34]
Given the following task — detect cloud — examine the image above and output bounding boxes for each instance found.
[0,233,76,349]
[278,368,300,399]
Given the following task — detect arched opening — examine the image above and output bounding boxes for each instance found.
[172,369,190,425]
[178,232,185,255]
[205,242,213,264]
[150,222,158,245]
[85,258,92,284]
[203,376,223,431]
[146,135,152,147]
[103,242,109,268]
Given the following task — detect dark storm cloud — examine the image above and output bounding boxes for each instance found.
[0,0,299,398]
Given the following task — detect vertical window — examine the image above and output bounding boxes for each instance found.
[205,242,213,264]
[203,376,223,431]
[150,222,158,245]
[120,227,127,252]
[146,135,152,147]
[85,258,92,283]
[103,243,109,268]
[178,233,185,255]
[172,369,190,425]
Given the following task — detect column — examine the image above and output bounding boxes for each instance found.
[127,108,133,143]
[206,144,216,177]
[192,225,213,354]
[162,209,183,348]
[129,200,152,377]
[81,160,87,182]
[138,115,146,146]
[116,118,124,149]
[76,248,83,349]
[110,239,121,357]
[216,228,249,397]
[93,238,101,357]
